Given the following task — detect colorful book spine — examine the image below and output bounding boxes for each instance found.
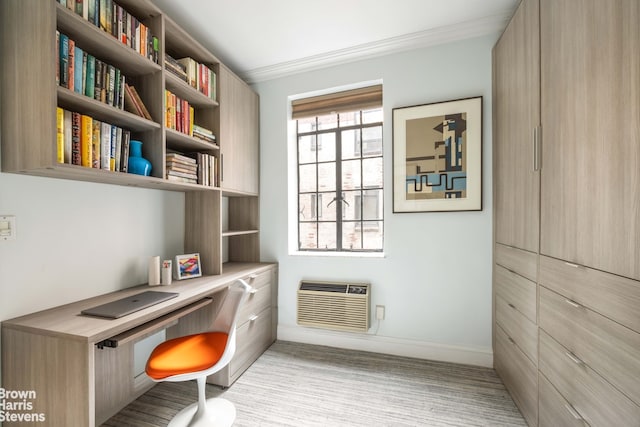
[74,45,84,94]
[71,112,82,165]
[56,107,64,163]
[91,119,101,168]
[67,39,75,91]
[59,33,69,88]
[63,110,72,163]
[110,124,116,171]
[100,121,111,170]
[80,115,93,167]
[85,54,95,98]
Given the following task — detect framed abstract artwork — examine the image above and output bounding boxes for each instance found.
[174,253,202,280]
[392,96,483,213]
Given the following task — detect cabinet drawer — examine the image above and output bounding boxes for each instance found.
[238,280,272,325]
[539,373,589,427]
[539,255,640,334]
[495,243,537,282]
[539,286,640,406]
[495,295,537,364]
[230,306,273,379]
[539,330,640,427]
[495,325,538,426]
[494,264,537,323]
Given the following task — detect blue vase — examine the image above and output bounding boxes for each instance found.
[128,140,152,176]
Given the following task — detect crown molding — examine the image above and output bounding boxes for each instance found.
[241,12,512,84]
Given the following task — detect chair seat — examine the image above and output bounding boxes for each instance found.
[146,332,228,380]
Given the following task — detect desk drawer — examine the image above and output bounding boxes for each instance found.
[539,255,640,333]
[495,295,537,364]
[494,264,537,323]
[243,268,271,289]
[539,286,640,406]
[238,281,272,326]
[230,306,273,379]
[539,374,589,427]
[495,243,537,282]
[539,330,640,427]
[495,325,538,426]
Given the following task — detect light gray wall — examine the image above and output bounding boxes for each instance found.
[255,34,497,365]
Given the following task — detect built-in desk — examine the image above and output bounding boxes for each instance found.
[1,262,278,427]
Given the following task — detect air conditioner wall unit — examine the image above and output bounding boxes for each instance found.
[297,280,370,332]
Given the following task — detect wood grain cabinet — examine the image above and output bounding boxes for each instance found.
[493,0,640,425]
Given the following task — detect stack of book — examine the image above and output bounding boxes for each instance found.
[165,90,194,135]
[164,54,188,82]
[176,57,216,101]
[123,83,152,120]
[192,124,216,146]
[195,152,217,187]
[166,152,198,184]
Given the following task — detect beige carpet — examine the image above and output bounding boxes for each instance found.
[103,340,526,426]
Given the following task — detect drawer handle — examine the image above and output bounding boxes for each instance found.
[507,303,516,310]
[507,336,516,345]
[564,261,580,268]
[565,351,584,365]
[249,314,259,322]
[564,403,583,420]
[248,274,258,281]
[249,287,258,295]
[564,299,581,308]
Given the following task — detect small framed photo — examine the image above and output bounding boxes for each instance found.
[174,253,202,280]
[393,96,483,213]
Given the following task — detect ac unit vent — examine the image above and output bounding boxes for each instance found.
[297,281,370,332]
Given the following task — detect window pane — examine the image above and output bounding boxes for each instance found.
[319,192,336,221]
[317,162,336,191]
[362,108,383,124]
[317,113,338,130]
[341,129,360,159]
[317,133,336,162]
[318,222,337,249]
[298,135,316,164]
[297,117,316,133]
[362,221,383,250]
[299,164,317,192]
[299,222,318,249]
[299,194,313,220]
[363,157,383,187]
[362,126,382,157]
[342,221,362,250]
[342,190,359,221]
[362,189,383,220]
[339,111,360,127]
[342,160,361,190]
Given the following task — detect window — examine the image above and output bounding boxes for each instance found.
[295,97,384,252]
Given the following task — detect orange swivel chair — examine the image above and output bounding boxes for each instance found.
[145,279,251,427]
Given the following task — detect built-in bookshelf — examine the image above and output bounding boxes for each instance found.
[0,0,261,274]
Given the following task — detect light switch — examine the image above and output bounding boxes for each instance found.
[0,215,16,241]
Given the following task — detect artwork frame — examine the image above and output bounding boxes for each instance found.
[392,96,483,213]
[174,253,202,280]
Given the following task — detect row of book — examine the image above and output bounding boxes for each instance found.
[165,89,195,135]
[58,31,125,109]
[165,55,217,102]
[57,0,159,64]
[56,107,131,173]
[166,152,217,187]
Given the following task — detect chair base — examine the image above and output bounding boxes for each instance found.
[168,397,236,427]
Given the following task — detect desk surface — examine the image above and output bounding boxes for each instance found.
[2,262,274,344]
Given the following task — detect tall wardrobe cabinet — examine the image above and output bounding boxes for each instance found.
[493,0,640,426]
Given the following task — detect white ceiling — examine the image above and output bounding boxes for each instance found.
[150,0,518,84]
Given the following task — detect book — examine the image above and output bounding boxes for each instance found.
[56,31,60,85]
[56,107,64,163]
[120,130,130,172]
[94,59,103,101]
[123,83,144,117]
[166,152,196,164]
[63,110,72,163]
[129,85,152,120]
[110,124,116,171]
[114,126,122,171]
[80,115,93,167]
[74,46,84,94]
[85,54,95,98]
[59,33,69,88]
[68,38,75,91]
[100,121,111,169]
[71,112,81,165]
[91,119,101,168]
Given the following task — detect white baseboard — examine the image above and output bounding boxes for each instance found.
[277,324,494,368]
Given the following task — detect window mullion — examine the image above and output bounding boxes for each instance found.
[335,128,343,251]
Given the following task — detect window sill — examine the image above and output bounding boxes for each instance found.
[290,250,386,258]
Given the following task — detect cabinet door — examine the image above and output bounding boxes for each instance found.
[540,0,640,280]
[492,0,540,253]
[218,65,259,194]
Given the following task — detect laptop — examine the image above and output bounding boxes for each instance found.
[81,290,179,319]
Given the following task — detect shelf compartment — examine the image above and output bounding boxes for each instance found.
[165,72,218,108]
[58,87,160,132]
[165,128,219,152]
[56,3,161,77]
